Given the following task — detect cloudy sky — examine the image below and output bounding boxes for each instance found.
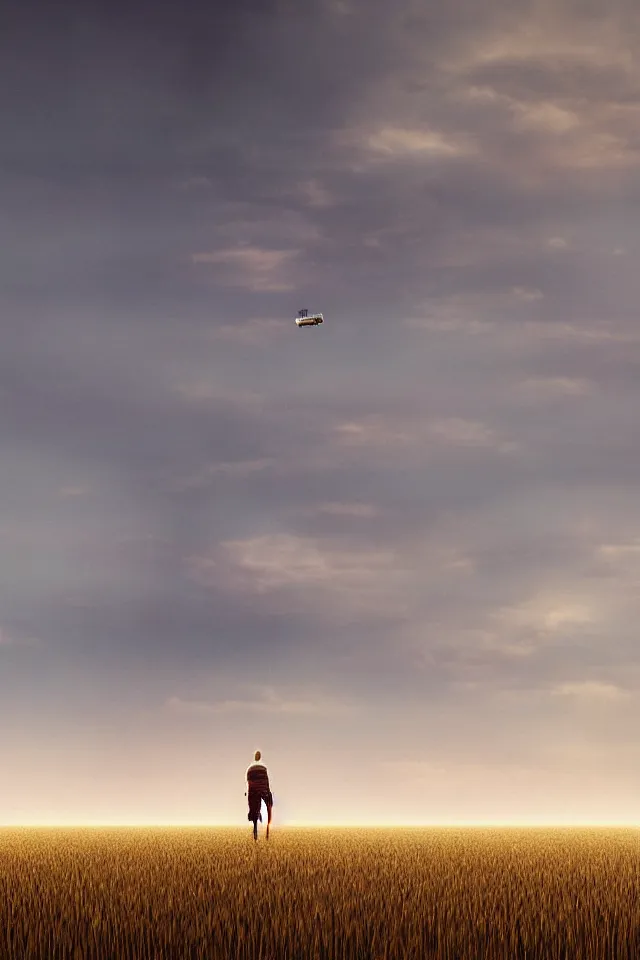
[2,0,639,826]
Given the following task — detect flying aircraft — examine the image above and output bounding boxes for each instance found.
[295,308,324,327]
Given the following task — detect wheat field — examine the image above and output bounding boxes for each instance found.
[0,827,638,959]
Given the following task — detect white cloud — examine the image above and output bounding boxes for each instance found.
[441,13,640,177]
[313,502,379,518]
[333,415,516,453]
[429,417,513,449]
[191,246,299,291]
[492,593,595,637]
[465,17,635,74]
[333,417,414,449]
[407,291,640,344]
[516,321,640,344]
[598,539,640,562]
[166,684,356,717]
[511,101,581,135]
[338,123,475,167]
[405,278,547,334]
[212,211,321,247]
[187,533,402,622]
[550,681,629,702]
[186,528,476,633]
[596,540,640,586]
[518,377,592,401]
[365,125,473,158]
[299,178,334,208]
[511,286,544,302]
[548,237,568,249]
[218,533,396,593]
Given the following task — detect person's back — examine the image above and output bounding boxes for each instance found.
[246,750,273,840]
[246,761,270,793]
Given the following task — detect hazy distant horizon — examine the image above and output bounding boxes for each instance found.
[2,821,638,828]
[2,0,639,826]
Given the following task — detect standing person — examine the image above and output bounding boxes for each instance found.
[245,750,273,841]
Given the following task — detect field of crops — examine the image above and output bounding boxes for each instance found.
[0,826,638,959]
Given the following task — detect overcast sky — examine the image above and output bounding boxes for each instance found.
[2,0,639,825]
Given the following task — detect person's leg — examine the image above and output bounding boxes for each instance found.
[248,791,260,838]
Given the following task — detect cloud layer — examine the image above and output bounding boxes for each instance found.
[1,0,639,824]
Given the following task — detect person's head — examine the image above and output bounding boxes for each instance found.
[254,750,261,762]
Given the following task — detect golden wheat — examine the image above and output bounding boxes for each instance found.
[0,827,638,958]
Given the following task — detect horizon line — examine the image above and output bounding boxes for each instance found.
[1,821,638,829]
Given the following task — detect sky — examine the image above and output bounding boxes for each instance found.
[1,0,640,826]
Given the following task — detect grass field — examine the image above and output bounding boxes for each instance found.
[0,827,638,958]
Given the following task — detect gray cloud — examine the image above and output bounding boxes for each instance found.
[1,0,639,824]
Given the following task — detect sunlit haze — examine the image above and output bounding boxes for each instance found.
[2,0,639,827]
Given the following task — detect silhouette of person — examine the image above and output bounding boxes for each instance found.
[245,750,273,840]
